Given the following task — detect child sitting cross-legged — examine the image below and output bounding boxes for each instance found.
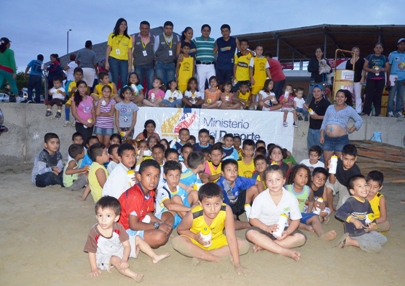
[171,183,251,275]
[83,196,144,282]
[335,174,387,253]
[286,165,336,241]
[63,144,88,191]
[245,165,306,261]
[310,167,333,223]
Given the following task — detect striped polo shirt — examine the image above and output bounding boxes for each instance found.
[193,36,215,63]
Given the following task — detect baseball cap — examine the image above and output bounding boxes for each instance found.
[0,37,11,44]
[398,38,405,44]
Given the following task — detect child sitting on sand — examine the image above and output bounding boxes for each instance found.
[83,196,144,282]
[245,165,306,261]
[63,144,88,191]
[171,183,251,275]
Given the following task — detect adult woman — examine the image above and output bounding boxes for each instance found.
[305,48,331,105]
[47,54,62,88]
[175,27,196,57]
[320,89,363,167]
[345,46,366,114]
[363,43,389,116]
[0,37,18,101]
[105,18,133,88]
[134,119,161,141]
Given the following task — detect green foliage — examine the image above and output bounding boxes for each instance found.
[16,72,28,91]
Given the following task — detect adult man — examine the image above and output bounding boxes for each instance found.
[307,84,330,153]
[193,24,216,92]
[76,40,97,88]
[154,21,179,85]
[387,38,405,118]
[214,24,239,89]
[133,21,155,91]
[24,54,43,103]
[264,52,286,100]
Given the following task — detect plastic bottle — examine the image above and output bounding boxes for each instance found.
[200,226,212,247]
[365,213,375,224]
[193,183,204,191]
[83,118,93,129]
[313,197,324,215]
[374,66,379,76]
[150,93,155,102]
[273,213,288,238]
[307,108,315,115]
[127,170,135,187]
[329,155,338,174]
[131,84,138,95]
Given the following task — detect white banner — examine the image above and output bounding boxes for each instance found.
[134,107,294,151]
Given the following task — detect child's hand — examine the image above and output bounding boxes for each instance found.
[158,223,172,235]
[234,263,252,276]
[120,260,129,270]
[195,233,210,246]
[199,173,210,183]
[72,87,77,92]
[173,97,177,101]
[52,167,61,174]
[276,231,289,241]
[185,185,194,193]
[364,223,376,232]
[76,196,86,201]
[88,269,101,277]
[315,201,326,211]
[266,224,278,234]
[350,218,364,229]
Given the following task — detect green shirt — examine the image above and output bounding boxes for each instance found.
[0,49,17,72]
[286,184,310,213]
[193,36,215,63]
[63,158,81,187]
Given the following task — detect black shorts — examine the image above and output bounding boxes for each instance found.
[216,68,233,85]
[48,98,64,107]
[246,226,307,246]
[230,190,247,218]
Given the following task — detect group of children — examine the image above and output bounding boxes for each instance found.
[31,126,390,282]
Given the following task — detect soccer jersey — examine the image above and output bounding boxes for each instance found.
[94,82,115,98]
[193,143,211,152]
[222,146,239,160]
[155,183,189,215]
[216,176,256,206]
[89,162,108,203]
[234,52,252,81]
[369,192,383,219]
[180,168,201,187]
[178,56,194,85]
[238,90,251,107]
[204,161,222,183]
[250,57,269,94]
[237,158,255,178]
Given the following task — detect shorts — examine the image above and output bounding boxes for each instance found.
[281,107,295,112]
[155,211,182,229]
[96,248,124,270]
[48,98,64,107]
[185,233,228,251]
[64,174,88,191]
[322,134,349,153]
[119,127,134,140]
[246,226,306,245]
[300,212,317,225]
[230,190,247,218]
[351,231,387,253]
[127,231,145,258]
[94,126,114,136]
[304,205,332,217]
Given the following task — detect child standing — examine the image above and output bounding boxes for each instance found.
[286,165,336,241]
[163,80,183,107]
[220,82,240,110]
[245,165,306,261]
[46,77,66,118]
[258,79,279,111]
[335,175,387,253]
[294,87,308,121]
[299,145,324,173]
[176,42,195,94]
[94,85,116,147]
[83,196,143,282]
[115,86,139,141]
[31,133,63,187]
[182,77,204,108]
[143,78,165,107]
[233,39,252,92]
[127,72,144,106]
[64,67,84,127]
[237,139,256,178]
[71,80,95,145]
[250,45,271,108]
[63,144,88,191]
[202,76,222,109]
[171,183,251,275]
[279,84,298,127]
[366,170,390,233]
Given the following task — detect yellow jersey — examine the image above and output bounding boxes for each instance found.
[89,162,108,203]
[369,192,383,219]
[237,157,255,178]
[207,161,222,182]
[234,52,252,81]
[94,82,114,98]
[178,56,194,85]
[238,90,251,107]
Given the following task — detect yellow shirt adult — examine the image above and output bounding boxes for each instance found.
[107,33,133,61]
[237,158,255,178]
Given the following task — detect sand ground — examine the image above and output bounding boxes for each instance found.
[0,170,404,286]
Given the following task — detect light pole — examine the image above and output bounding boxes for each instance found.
[67,29,72,55]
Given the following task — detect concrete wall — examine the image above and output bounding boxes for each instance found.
[1,103,404,166]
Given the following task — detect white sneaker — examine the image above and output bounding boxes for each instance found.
[71,121,75,127]
[283,121,288,127]
[388,111,394,117]
[63,121,69,127]
[396,112,404,118]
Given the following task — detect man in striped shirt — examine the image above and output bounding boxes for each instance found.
[193,24,216,92]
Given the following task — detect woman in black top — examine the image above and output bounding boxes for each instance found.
[346,46,365,114]
[306,48,331,105]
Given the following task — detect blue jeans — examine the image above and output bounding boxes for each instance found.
[108,57,128,88]
[323,134,349,153]
[296,108,309,115]
[35,172,63,187]
[388,79,405,113]
[134,64,154,91]
[27,75,42,102]
[155,62,175,85]
[162,99,182,107]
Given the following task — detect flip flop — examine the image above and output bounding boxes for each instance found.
[322,216,331,225]
[335,233,349,249]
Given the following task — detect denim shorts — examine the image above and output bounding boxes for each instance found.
[323,134,349,152]
[93,126,114,136]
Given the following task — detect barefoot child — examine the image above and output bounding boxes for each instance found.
[286,165,336,241]
[83,196,143,282]
[335,174,387,253]
[202,76,222,109]
[220,82,240,110]
[366,170,390,233]
[171,183,251,275]
[63,144,88,191]
[310,167,333,223]
[245,165,306,261]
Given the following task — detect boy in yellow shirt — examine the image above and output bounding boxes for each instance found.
[237,139,255,178]
[249,45,271,109]
[233,39,252,92]
[176,42,195,94]
[91,71,118,101]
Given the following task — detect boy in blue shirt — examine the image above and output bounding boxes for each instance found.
[80,136,100,168]
[179,151,207,193]
[222,133,239,160]
[216,159,263,230]
[193,128,211,152]
[24,54,43,103]
[387,38,405,118]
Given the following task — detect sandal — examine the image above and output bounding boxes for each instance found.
[335,233,349,249]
